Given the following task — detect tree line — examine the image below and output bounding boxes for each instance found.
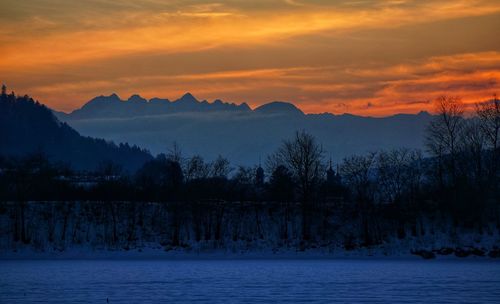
[0,94,499,247]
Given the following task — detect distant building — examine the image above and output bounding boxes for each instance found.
[326,159,341,186]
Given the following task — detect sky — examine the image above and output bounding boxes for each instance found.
[1,0,499,116]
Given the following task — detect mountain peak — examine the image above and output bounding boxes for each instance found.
[254,101,304,115]
[84,93,121,106]
[109,93,121,100]
[127,94,147,103]
[417,110,431,116]
[177,92,199,104]
[240,102,251,111]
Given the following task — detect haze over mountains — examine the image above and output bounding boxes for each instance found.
[55,93,433,166]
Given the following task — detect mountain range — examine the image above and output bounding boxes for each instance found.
[54,93,434,166]
[57,93,252,119]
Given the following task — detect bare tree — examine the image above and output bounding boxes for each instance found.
[268,131,324,241]
[425,96,465,187]
[211,155,231,178]
[405,150,424,205]
[167,141,183,164]
[341,152,377,204]
[477,94,500,151]
[376,149,422,204]
[460,119,486,186]
[185,155,210,181]
[269,130,324,203]
[233,166,255,185]
[340,152,377,245]
[476,94,500,181]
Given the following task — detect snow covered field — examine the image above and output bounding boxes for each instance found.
[1,259,499,303]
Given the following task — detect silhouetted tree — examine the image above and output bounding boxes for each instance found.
[185,155,210,181]
[425,96,465,189]
[459,119,486,188]
[340,152,377,245]
[167,141,183,164]
[269,130,324,203]
[268,131,324,240]
[476,94,500,186]
[268,165,295,202]
[376,149,423,205]
[211,155,231,178]
[255,166,264,187]
[135,155,183,201]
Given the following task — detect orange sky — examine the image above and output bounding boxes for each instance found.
[1,0,499,116]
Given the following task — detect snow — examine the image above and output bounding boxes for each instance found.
[1,259,499,303]
[2,201,499,302]
[1,201,499,260]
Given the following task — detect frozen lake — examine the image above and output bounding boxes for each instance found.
[1,259,499,303]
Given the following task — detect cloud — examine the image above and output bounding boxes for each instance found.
[1,1,499,115]
[2,0,499,69]
[17,51,499,116]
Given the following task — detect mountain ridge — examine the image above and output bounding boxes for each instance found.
[63,93,253,119]
[57,92,432,120]
[53,93,434,166]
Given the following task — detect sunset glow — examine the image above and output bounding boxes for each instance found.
[1,0,499,116]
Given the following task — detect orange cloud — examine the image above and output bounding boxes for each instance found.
[20,51,499,116]
[2,0,500,69]
[1,1,499,115]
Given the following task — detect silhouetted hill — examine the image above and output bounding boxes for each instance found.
[254,101,304,116]
[0,92,152,171]
[54,93,434,165]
